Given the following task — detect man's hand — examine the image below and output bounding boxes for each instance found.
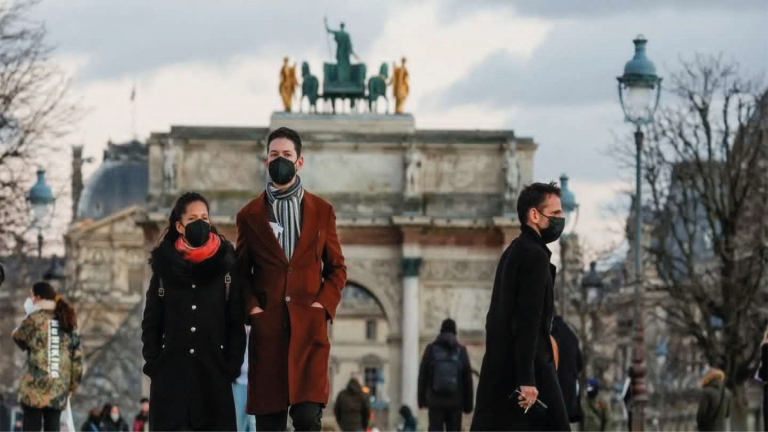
[250,306,264,315]
[310,302,324,309]
[518,385,538,410]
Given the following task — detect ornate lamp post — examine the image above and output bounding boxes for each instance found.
[558,174,578,317]
[27,168,56,258]
[616,34,662,432]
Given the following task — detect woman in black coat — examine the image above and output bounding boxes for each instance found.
[141,192,246,431]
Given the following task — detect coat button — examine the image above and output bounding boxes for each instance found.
[191,305,197,310]
[162,344,165,349]
[286,296,291,302]
[192,284,196,289]
[220,345,224,349]
[189,349,195,354]
[191,327,196,332]
[287,267,293,273]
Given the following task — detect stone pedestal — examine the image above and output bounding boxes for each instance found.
[400,257,422,411]
[270,112,416,134]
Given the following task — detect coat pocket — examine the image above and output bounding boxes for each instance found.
[309,306,329,347]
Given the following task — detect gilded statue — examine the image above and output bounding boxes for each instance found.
[279,57,298,112]
[391,57,409,114]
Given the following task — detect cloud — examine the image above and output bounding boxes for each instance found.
[366,1,551,118]
[438,0,767,22]
[431,7,768,111]
[504,102,627,183]
[32,0,394,82]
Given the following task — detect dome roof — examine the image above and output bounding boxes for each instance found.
[76,140,148,221]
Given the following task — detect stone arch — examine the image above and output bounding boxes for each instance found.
[344,277,400,335]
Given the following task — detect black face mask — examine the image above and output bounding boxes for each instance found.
[182,219,211,247]
[268,157,297,185]
[538,211,566,244]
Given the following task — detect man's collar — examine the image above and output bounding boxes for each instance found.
[521,223,552,257]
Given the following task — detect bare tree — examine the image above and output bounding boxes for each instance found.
[0,0,78,255]
[619,54,767,429]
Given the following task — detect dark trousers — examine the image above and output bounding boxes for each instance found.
[255,402,323,432]
[428,408,462,431]
[21,405,61,432]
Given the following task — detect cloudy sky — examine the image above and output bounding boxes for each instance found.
[31,0,767,255]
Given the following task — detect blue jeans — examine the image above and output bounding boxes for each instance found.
[233,382,257,431]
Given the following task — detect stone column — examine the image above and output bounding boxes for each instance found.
[400,256,422,411]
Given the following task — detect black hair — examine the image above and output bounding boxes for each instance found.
[140,397,149,404]
[101,403,115,421]
[516,181,562,224]
[267,127,302,157]
[159,192,219,245]
[33,281,77,333]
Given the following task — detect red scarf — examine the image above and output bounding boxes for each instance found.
[175,233,221,263]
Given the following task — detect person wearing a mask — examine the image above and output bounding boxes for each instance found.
[333,375,370,431]
[100,405,129,432]
[417,318,474,431]
[142,192,246,431]
[132,398,149,432]
[236,126,347,431]
[13,282,83,432]
[81,407,102,432]
[471,182,570,431]
[581,379,610,432]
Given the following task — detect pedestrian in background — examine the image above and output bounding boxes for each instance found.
[132,398,149,432]
[333,376,370,431]
[551,315,583,425]
[233,326,256,432]
[81,407,102,432]
[581,379,610,432]
[398,405,417,432]
[13,282,83,432]
[100,404,129,432]
[417,318,474,431]
[696,368,731,432]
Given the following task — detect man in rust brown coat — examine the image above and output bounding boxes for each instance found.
[236,127,347,431]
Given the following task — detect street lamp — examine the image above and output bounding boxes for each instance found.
[27,168,56,258]
[558,174,579,317]
[617,34,662,432]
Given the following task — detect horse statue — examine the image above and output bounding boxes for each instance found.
[367,62,389,113]
[301,62,319,113]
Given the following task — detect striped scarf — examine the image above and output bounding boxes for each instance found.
[265,177,305,260]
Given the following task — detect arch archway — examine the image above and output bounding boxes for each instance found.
[329,281,394,428]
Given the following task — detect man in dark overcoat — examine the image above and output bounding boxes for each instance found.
[471,181,571,431]
[236,127,347,431]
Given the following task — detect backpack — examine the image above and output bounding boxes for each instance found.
[431,344,462,394]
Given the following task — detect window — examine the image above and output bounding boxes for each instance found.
[364,367,379,399]
[365,319,377,341]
